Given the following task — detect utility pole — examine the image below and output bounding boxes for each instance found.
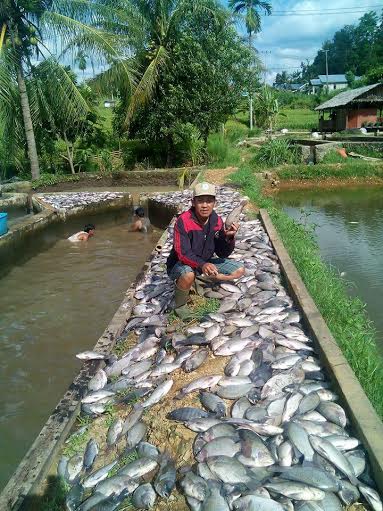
[325,49,329,93]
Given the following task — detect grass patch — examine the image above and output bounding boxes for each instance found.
[250,138,300,168]
[230,165,383,419]
[32,172,81,189]
[63,427,89,457]
[168,296,220,328]
[39,477,69,511]
[343,144,383,159]
[273,161,383,181]
[207,133,241,168]
[276,108,318,131]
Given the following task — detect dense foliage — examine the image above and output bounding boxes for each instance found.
[118,2,253,166]
[276,10,383,85]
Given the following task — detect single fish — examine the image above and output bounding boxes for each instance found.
[132,483,157,509]
[264,481,325,501]
[88,368,108,391]
[83,438,98,471]
[309,435,358,485]
[118,457,158,479]
[168,407,210,422]
[154,454,176,498]
[76,350,105,360]
[82,461,118,488]
[141,379,173,408]
[107,419,123,448]
[183,349,209,373]
[233,495,284,511]
[96,474,139,498]
[180,471,208,501]
[126,421,147,449]
[178,375,221,397]
[225,198,249,229]
[199,392,226,417]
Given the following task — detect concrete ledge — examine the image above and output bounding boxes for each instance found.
[0,226,170,511]
[260,208,383,494]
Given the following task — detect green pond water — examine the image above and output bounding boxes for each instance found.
[276,186,383,347]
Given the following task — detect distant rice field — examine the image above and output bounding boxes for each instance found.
[277,108,318,130]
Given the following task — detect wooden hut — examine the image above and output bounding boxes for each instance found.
[315,83,383,132]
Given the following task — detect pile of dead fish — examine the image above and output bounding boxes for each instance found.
[37,192,125,210]
[58,188,382,511]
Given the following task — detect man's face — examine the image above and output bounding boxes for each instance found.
[193,195,216,220]
[88,229,95,237]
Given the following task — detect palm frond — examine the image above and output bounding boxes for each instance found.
[124,44,168,129]
[89,57,136,97]
[31,58,90,127]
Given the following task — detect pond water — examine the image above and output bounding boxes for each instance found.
[275,186,383,348]
[0,208,161,491]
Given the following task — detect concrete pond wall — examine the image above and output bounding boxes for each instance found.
[1,187,382,511]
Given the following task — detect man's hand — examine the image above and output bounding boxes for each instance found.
[202,262,218,276]
[225,222,239,239]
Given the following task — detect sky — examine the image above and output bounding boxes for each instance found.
[66,0,382,83]
[226,0,383,84]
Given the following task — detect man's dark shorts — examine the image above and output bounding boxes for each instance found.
[168,257,243,281]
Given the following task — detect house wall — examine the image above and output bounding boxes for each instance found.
[347,108,377,128]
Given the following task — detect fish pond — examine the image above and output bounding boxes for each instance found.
[0,206,161,491]
[275,186,383,348]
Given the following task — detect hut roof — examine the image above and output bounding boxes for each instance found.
[315,83,382,111]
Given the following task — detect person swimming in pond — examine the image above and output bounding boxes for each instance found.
[130,207,151,233]
[68,224,95,242]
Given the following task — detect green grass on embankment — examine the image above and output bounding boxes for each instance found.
[275,160,383,181]
[230,165,383,419]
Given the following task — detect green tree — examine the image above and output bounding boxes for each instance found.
[253,85,280,133]
[228,0,271,129]
[126,4,252,166]
[0,0,133,178]
[120,0,220,129]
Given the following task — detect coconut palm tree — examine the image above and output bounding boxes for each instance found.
[0,0,135,179]
[122,0,221,128]
[228,0,271,129]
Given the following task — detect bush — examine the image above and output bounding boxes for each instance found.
[121,139,167,169]
[251,138,300,168]
[32,173,81,189]
[225,120,249,143]
[207,133,240,168]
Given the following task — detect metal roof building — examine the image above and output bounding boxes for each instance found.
[315,83,383,132]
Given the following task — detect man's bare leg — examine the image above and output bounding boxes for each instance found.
[210,266,245,282]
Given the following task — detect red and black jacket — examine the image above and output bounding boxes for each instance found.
[166,208,235,272]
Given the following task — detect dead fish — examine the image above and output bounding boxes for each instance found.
[185,417,222,432]
[196,436,240,462]
[233,496,284,511]
[168,407,210,422]
[107,419,123,448]
[76,351,105,360]
[199,392,226,417]
[218,299,237,313]
[83,439,99,471]
[132,483,157,509]
[221,283,242,294]
[83,461,118,489]
[180,472,208,501]
[309,435,358,485]
[154,454,176,498]
[264,481,325,501]
[183,349,209,373]
[88,369,108,391]
[141,380,173,408]
[82,390,115,404]
[178,375,222,397]
[126,421,147,449]
[216,383,254,400]
[118,457,158,479]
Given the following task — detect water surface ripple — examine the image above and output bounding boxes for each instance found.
[0,213,160,490]
[276,186,383,347]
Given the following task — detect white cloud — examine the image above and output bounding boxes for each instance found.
[253,0,379,83]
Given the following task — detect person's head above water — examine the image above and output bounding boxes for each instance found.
[135,207,145,218]
[84,224,96,236]
[192,182,216,222]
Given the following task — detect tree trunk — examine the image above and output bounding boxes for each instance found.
[248,31,253,130]
[64,132,76,174]
[17,65,40,179]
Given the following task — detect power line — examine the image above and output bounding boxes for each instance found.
[271,4,381,13]
[269,6,382,17]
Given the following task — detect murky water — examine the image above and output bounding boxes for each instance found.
[276,186,383,347]
[0,209,161,490]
